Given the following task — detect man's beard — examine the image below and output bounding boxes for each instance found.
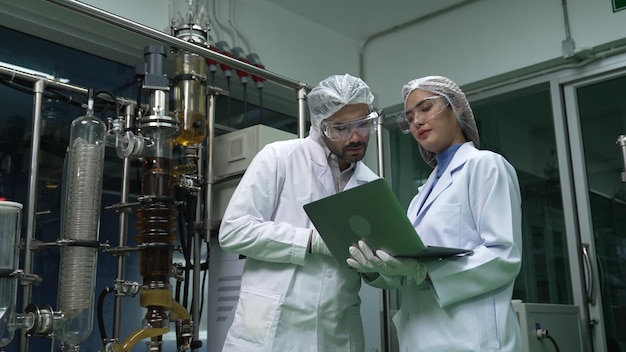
[333,141,367,164]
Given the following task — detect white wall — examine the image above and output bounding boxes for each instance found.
[228,0,362,88]
[86,0,171,31]
[364,0,626,107]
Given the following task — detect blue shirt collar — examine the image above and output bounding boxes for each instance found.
[435,143,463,178]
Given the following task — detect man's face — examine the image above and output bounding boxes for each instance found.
[320,103,373,170]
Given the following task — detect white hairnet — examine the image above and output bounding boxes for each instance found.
[401,75,480,168]
[307,74,374,131]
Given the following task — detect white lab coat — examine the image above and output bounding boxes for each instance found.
[218,131,379,352]
[371,142,523,351]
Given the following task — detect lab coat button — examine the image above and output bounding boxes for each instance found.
[326,272,333,278]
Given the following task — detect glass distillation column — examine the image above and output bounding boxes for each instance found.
[170,4,209,349]
[57,92,106,349]
[110,45,191,352]
[171,0,208,148]
[171,1,208,184]
[173,45,207,148]
[137,105,178,342]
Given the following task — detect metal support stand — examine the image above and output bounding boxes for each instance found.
[616,135,626,183]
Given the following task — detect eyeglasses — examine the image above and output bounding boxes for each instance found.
[395,96,449,134]
[321,111,379,141]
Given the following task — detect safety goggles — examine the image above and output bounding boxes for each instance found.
[396,96,449,134]
[321,111,379,141]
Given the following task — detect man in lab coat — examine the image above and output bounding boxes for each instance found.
[218,74,380,352]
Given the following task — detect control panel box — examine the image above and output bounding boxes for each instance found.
[513,302,584,352]
[213,124,296,179]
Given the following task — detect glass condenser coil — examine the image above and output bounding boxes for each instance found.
[57,100,106,347]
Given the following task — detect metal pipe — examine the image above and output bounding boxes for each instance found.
[374,114,393,352]
[46,0,308,91]
[204,91,217,242]
[376,112,385,179]
[0,65,84,95]
[113,104,135,340]
[560,0,576,58]
[561,0,572,40]
[617,135,626,183]
[297,87,307,138]
[19,79,46,352]
[202,90,217,347]
[0,63,140,108]
[192,148,203,348]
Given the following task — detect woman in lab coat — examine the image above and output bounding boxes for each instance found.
[348,76,523,351]
[218,74,380,351]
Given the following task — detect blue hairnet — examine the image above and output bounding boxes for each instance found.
[307,74,374,131]
[401,76,480,167]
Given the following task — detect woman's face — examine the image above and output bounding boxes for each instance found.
[404,89,466,154]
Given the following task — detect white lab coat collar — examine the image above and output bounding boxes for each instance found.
[413,141,475,217]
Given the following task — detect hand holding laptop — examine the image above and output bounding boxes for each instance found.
[347,240,427,284]
[309,229,332,256]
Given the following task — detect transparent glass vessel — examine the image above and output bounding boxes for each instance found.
[173,51,207,146]
[0,201,22,347]
[57,103,106,347]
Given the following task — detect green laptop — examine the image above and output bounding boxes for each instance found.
[303,178,472,264]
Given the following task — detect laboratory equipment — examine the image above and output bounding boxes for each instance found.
[171,1,208,147]
[513,302,584,352]
[106,45,189,352]
[57,91,106,349]
[0,201,23,347]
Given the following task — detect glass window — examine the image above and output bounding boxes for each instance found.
[576,75,626,351]
[472,85,572,304]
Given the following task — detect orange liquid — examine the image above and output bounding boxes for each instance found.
[175,111,206,146]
